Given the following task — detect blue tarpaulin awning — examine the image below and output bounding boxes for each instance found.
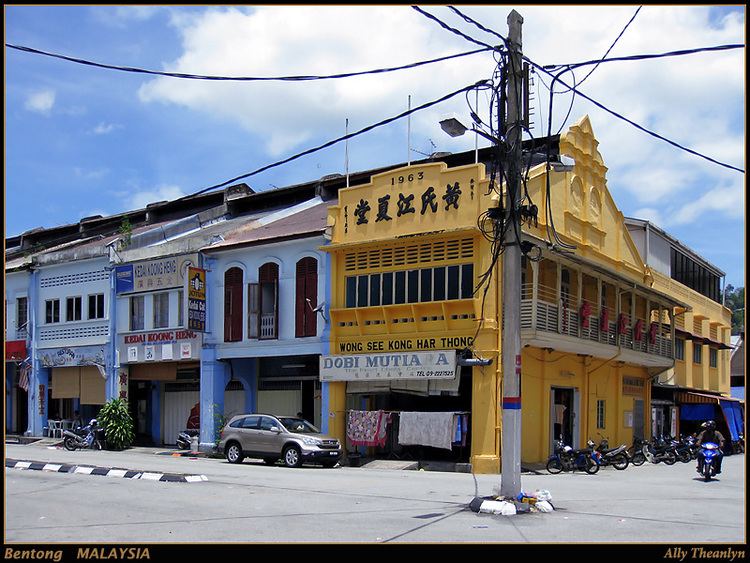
[720,400,744,441]
[680,404,716,421]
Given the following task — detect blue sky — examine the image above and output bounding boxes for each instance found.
[4,5,745,287]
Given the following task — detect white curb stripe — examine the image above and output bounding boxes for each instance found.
[16,462,32,469]
[140,472,163,480]
[107,469,127,478]
[184,475,207,482]
[74,466,94,474]
[43,464,63,472]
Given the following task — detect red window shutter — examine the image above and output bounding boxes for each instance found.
[296,272,306,337]
[305,267,318,337]
[231,284,243,342]
[224,268,244,342]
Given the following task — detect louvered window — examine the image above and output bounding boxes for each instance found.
[224,267,244,342]
[296,257,318,337]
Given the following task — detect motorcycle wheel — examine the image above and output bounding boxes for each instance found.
[612,453,629,470]
[584,457,600,474]
[677,450,691,463]
[177,441,189,451]
[663,452,677,465]
[63,437,77,451]
[631,451,646,466]
[702,462,712,482]
[546,458,563,474]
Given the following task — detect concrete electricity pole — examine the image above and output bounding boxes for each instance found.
[500,9,524,499]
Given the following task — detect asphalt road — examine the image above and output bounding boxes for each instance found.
[4,442,746,547]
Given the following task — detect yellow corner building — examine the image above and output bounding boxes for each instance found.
[322,116,734,472]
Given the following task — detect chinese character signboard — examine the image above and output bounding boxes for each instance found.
[187,266,207,332]
[329,162,489,245]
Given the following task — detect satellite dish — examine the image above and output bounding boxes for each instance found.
[306,299,328,322]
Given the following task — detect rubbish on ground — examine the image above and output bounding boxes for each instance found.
[536,500,554,513]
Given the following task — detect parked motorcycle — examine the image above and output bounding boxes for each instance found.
[627,437,647,466]
[588,439,629,470]
[642,436,677,465]
[63,419,105,451]
[176,428,199,450]
[547,439,600,474]
[698,442,721,481]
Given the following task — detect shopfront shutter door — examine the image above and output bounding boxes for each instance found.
[51,368,80,399]
[163,390,200,445]
[80,366,106,405]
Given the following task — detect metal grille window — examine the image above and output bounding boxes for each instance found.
[693,343,702,365]
[709,348,718,368]
[130,295,145,331]
[344,263,474,308]
[16,297,28,333]
[66,296,82,322]
[153,292,170,329]
[45,299,60,324]
[88,294,105,320]
[177,290,184,327]
[596,400,606,429]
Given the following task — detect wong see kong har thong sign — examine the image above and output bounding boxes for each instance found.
[320,350,458,382]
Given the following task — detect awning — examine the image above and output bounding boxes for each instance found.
[674,329,732,349]
[720,400,744,441]
[5,340,27,361]
[675,391,741,404]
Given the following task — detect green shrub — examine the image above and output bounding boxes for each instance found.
[97,398,135,450]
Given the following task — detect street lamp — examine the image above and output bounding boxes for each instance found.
[439,114,500,145]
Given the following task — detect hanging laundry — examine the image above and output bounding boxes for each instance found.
[347,410,389,447]
[398,411,455,451]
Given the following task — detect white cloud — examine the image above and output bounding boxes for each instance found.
[92,122,121,135]
[126,185,187,210]
[24,89,56,115]
[670,180,745,226]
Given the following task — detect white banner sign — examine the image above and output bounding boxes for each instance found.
[320,350,457,382]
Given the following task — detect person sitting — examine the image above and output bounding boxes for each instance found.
[72,410,83,429]
[696,420,725,474]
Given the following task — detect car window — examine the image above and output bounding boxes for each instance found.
[241,416,260,429]
[229,418,244,428]
[279,417,319,433]
[259,416,278,431]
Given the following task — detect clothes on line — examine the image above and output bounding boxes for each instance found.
[347,410,391,447]
[398,411,466,451]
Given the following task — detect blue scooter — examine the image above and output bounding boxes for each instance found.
[698,442,721,481]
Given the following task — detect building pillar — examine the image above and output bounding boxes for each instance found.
[150,381,161,445]
[200,344,227,451]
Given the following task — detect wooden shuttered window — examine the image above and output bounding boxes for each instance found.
[295,257,318,337]
[224,268,244,342]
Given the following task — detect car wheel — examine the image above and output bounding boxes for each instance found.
[283,445,302,468]
[225,442,244,464]
[263,457,278,465]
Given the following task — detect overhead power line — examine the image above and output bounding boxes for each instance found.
[179,81,484,200]
[5,42,492,81]
[544,43,745,71]
[530,59,745,174]
[418,7,745,175]
[572,5,642,89]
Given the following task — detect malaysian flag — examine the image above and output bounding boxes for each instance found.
[18,358,31,392]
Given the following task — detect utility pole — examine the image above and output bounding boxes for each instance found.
[500,9,523,499]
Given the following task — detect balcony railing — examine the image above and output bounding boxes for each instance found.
[521,283,673,360]
[260,313,277,339]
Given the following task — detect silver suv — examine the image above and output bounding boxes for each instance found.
[219,414,342,468]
